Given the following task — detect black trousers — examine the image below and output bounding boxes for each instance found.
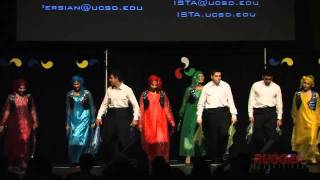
[252,107,277,153]
[203,107,231,161]
[101,108,132,162]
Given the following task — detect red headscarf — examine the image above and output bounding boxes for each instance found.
[12,78,28,93]
[148,75,163,89]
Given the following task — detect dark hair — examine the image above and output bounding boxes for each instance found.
[262,69,274,77]
[109,70,123,82]
[211,69,222,76]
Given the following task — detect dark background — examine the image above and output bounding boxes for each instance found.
[1,0,320,163]
[16,0,294,41]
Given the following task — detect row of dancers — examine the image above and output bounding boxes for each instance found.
[0,69,319,170]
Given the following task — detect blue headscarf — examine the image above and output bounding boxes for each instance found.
[72,75,85,95]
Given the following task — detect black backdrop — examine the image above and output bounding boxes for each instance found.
[1,0,320,163]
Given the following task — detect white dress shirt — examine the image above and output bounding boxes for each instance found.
[97,83,140,120]
[248,81,283,120]
[197,80,238,120]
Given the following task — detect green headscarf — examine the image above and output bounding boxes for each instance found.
[191,71,203,87]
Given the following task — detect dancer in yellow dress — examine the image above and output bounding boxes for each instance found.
[291,75,320,164]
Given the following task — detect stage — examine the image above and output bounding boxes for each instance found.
[49,161,320,177]
[51,160,218,177]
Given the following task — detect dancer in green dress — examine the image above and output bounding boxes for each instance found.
[178,71,206,164]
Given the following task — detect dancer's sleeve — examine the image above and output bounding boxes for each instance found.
[164,93,175,127]
[128,88,140,120]
[30,96,38,127]
[138,94,144,131]
[97,93,109,120]
[276,86,283,120]
[197,87,207,121]
[291,93,297,124]
[179,87,190,118]
[87,91,96,124]
[66,93,71,127]
[248,84,255,118]
[316,93,320,126]
[0,96,10,126]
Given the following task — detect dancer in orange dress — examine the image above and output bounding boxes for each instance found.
[139,75,175,162]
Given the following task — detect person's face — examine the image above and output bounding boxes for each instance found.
[302,80,312,91]
[198,73,205,84]
[73,82,81,92]
[262,75,273,86]
[109,74,119,86]
[150,80,158,89]
[17,85,26,96]
[211,72,221,84]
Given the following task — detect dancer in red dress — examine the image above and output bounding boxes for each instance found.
[139,75,175,162]
[0,79,38,170]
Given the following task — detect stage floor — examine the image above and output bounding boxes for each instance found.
[51,160,320,177]
[52,160,218,177]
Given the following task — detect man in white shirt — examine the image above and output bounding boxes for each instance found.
[248,69,283,153]
[96,70,140,162]
[197,69,237,164]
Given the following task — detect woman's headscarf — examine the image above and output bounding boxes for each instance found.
[148,75,163,90]
[191,71,204,87]
[72,75,85,94]
[300,75,315,89]
[12,78,28,94]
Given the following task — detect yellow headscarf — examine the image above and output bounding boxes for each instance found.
[300,75,315,89]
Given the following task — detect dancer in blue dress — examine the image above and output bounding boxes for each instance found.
[66,76,96,164]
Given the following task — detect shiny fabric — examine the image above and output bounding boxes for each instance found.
[87,126,102,155]
[2,94,37,167]
[291,91,320,163]
[179,88,206,157]
[139,91,175,161]
[179,71,206,157]
[66,90,95,163]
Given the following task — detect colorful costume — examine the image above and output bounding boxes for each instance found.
[0,79,38,168]
[139,75,175,162]
[291,76,320,163]
[179,71,206,157]
[66,76,96,163]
